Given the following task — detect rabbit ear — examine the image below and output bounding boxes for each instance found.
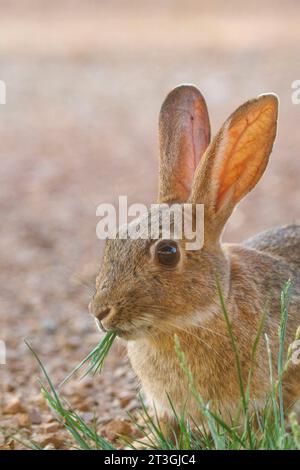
[189,94,278,238]
[158,84,211,203]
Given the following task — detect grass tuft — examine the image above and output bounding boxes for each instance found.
[59,331,117,388]
[26,281,300,450]
[25,339,115,450]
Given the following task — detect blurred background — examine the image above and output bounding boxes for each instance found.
[0,0,300,449]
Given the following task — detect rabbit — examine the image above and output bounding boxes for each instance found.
[89,84,300,440]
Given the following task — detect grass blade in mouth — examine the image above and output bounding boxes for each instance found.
[59,331,117,388]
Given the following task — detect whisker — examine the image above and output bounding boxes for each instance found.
[72,273,96,296]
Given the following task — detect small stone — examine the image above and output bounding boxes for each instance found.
[76,401,92,412]
[81,377,94,388]
[119,393,133,408]
[3,397,26,415]
[0,445,11,451]
[42,318,57,333]
[44,414,55,423]
[7,440,15,450]
[32,434,65,449]
[81,412,94,422]
[43,422,61,433]
[35,395,48,410]
[98,414,112,425]
[28,409,42,425]
[104,419,133,441]
[111,398,120,408]
[47,436,66,449]
[43,443,56,450]
[17,413,31,428]
[125,399,140,412]
[65,336,80,349]
[6,383,16,393]
[113,367,127,379]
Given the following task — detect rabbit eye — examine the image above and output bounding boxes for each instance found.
[155,240,180,267]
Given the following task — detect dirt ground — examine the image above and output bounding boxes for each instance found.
[0,0,300,449]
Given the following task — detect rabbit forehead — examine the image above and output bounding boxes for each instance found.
[102,204,185,276]
[117,203,185,240]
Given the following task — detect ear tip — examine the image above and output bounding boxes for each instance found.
[170,83,200,94]
[162,83,206,108]
[257,92,279,109]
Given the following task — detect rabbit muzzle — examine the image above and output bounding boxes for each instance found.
[89,300,126,335]
[89,301,111,331]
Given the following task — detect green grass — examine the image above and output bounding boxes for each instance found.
[27,281,300,450]
[58,331,117,388]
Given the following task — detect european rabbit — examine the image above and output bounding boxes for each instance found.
[90,85,300,438]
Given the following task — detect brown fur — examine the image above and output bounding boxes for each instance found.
[90,85,300,437]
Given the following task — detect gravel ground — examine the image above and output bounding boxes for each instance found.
[0,1,300,449]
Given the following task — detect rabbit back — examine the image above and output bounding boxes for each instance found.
[244,224,300,271]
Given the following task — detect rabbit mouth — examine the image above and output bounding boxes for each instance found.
[95,317,130,338]
[110,324,149,340]
[95,317,108,333]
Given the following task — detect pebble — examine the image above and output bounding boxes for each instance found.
[32,434,65,449]
[3,397,26,415]
[42,422,62,433]
[81,412,95,422]
[103,419,133,442]
[125,399,140,412]
[17,413,31,428]
[119,393,133,408]
[0,444,12,451]
[76,401,93,412]
[113,366,127,379]
[43,443,56,450]
[6,440,15,450]
[29,409,42,425]
[42,318,58,333]
[65,336,81,349]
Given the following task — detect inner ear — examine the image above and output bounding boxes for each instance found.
[158,84,211,203]
[188,94,278,242]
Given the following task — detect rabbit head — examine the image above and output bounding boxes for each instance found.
[90,85,278,340]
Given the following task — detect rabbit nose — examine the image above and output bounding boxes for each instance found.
[88,301,111,319]
[89,302,112,333]
[89,301,111,320]
[95,307,111,321]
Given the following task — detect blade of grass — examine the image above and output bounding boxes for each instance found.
[278,280,291,431]
[216,277,253,447]
[26,340,115,450]
[59,331,116,388]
